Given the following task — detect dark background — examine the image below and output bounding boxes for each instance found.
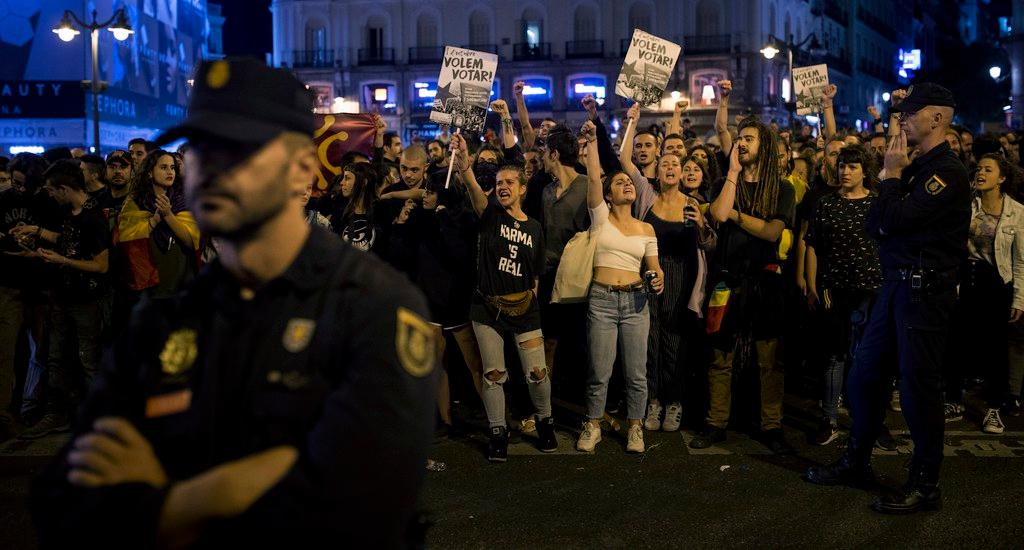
[219,0,273,58]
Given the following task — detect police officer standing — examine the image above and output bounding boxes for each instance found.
[32,58,438,547]
[805,84,970,514]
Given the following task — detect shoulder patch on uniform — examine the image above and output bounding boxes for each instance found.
[160,329,198,375]
[396,307,435,377]
[924,174,947,196]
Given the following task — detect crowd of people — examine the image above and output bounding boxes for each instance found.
[1,78,1022,470]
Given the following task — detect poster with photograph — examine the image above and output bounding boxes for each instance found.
[429,46,498,133]
[792,64,830,115]
[615,29,682,107]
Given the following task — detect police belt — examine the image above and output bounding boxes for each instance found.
[882,267,958,290]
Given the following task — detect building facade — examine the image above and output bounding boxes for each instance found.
[273,0,915,139]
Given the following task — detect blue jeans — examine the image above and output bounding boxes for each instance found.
[586,285,650,420]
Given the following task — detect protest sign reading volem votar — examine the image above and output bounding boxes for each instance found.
[615,29,682,108]
[429,46,498,133]
[792,64,830,115]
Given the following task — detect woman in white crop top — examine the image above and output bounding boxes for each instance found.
[576,121,664,455]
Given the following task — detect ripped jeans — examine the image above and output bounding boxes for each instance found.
[471,323,551,428]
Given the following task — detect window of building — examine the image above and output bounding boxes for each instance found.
[366,14,387,53]
[411,80,438,112]
[522,8,544,46]
[416,13,438,48]
[306,24,326,52]
[696,0,720,35]
[567,74,607,107]
[628,2,652,33]
[363,82,397,114]
[574,5,597,41]
[516,76,553,109]
[469,10,491,46]
[690,69,727,108]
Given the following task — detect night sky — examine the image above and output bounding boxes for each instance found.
[218,0,274,59]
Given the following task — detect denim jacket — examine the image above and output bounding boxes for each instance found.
[972,194,1024,311]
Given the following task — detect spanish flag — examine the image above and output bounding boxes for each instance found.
[115,198,200,291]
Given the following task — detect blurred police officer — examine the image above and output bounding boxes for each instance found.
[806,84,970,514]
[32,58,438,548]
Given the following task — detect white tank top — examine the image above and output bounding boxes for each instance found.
[589,202,658,272]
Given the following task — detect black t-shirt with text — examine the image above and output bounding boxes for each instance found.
[476,196,545,296]
[0,189,61,290]
[712,180,796,276]
[55,205,111,301]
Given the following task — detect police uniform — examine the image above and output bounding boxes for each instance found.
[808,83,970,513]
[32,59,438,548]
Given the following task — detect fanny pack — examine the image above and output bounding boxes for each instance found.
[483,290,534,318]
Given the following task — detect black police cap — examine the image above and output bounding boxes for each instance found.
[890,83,957,113]
[155,57,314,146]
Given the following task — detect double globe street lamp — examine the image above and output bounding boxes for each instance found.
[52,9,134,153]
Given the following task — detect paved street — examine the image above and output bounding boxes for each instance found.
[2,395,1023,549]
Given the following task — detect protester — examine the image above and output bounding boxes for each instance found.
[576,121,662,454]
[299,180,331,229]
[450,133,556,462]
[333,162,379,251]
[127,138,153,170]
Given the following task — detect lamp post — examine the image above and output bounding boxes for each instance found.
[760,34,827,113]
[52,9,134,153]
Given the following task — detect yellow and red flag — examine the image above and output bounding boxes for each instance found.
[313,113,376,195]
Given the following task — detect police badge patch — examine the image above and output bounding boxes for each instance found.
[396,307,435,377]
[160,329,198,375]
[283,318,316,353]
[925,174,947,196]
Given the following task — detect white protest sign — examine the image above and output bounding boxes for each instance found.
[615,29,682,107]
[429,46,498,133]
[792,64,830,115]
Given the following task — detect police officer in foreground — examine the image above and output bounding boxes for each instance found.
[32,58,438,547]
[804,83,970,513]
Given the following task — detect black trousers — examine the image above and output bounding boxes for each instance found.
[847,278,956,478]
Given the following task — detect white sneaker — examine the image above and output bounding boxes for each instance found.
[519,417,536,434]
[662,402,683,432]
[982,408,1005,434]
[627,424,645,453]
[576,422,602,452]
[890,390,901,412]
[643,401,663,431]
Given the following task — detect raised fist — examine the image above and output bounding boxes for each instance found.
[490,99,509,117]
[890,89,907,107]
[626,102,640,121]
[675,99,689,112]
[581,94,597,113]
[867,105,880,119]
[822,84,837,100]
[513,81,525,97]
[718,80,732,98]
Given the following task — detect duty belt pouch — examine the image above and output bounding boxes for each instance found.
[485,290,534,318]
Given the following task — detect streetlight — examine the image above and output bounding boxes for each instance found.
[52,9,134,153]
[990,66,1003,80]
[761,33,827,109]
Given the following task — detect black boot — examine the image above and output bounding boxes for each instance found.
[871,465,942,514]
[487,426,508,463]
[689,425,726,449]
[804,439,875,487]
[535,415,558,453]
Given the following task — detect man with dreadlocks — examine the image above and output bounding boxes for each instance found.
[690,117,796,454]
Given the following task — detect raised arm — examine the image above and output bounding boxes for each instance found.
[821,84,838,141]
[667,99,688,137]
[715,80,733,154]
[710,144,741,223]
[373,113,385,150]
[451,134,488,216]
[581,121,603,209]
[618,102,642,179]
[491,99,518,150]
[868,105,884,134]
[512,81,536,149]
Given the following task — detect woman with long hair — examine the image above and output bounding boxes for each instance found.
[620,103,716,434]
[333,162,378,252]
[576,121,663,453]
[116,149,200,299]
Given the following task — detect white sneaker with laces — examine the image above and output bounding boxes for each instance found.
[643,401,663,431]
[627,424,645,453]
[982,408,1005,434]
[576,422,601,452]
[662,402,683,432]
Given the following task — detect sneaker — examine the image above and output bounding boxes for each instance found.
[576,421,602,452]
[662,402,683,432]
[689,426,726,449]
[890,390,901,412]
[875,426,898,451]
[814,418,840,446]
[487,426,508,463]
[643,401,663,431]
[518,417,536,434]
[982,408,1005,434]
[626,424,645,453]
[17,413,70,440]
[943,402,964,423]
[535,415,558,452]
[763,428,795,455]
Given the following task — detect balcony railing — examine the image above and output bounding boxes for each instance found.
[684,34,731,55]
[565,40,604,59]
[514,42,551,61]
[358,48,396,65]
[408,46,445,64]
[463,43,499,55]
[292,49,334,68]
